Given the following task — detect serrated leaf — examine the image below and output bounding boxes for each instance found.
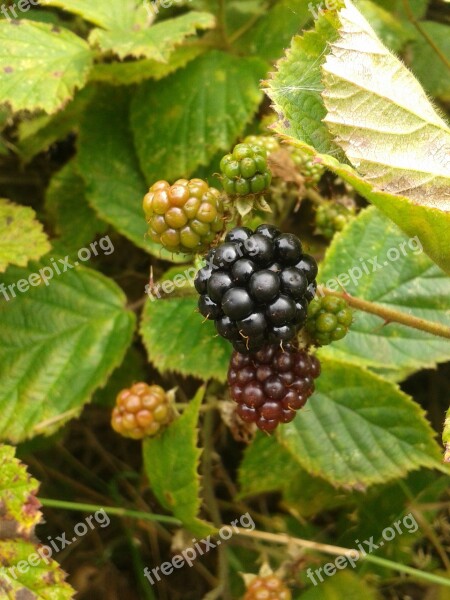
[317,207,450,376]
[0,200,50,273]
[77,86,188,262]
[131,50,268,183]
[0,20,93,114]
[140,296,230,382]
[0,445,41,536]
[277,359,442,488]
[89,45,205,86]
[90,12,215,61]
[322,1,450,208]
[45,159,108,257]
[0,539,75,599]
[267,1,450,273]
[42,0,146,30]
[0,444,75,599]
[143,387,214,537]
[0,263,135,442]
[299,571,381,599]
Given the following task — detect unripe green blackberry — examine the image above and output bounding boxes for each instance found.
[315,202,355,240]
[243,135,280,157]
[220,143,272,196]
[288,147,325,186]
[306,295,353,346]
[243,575,291,600]
[111,383,172,440]
[143,179,225,253]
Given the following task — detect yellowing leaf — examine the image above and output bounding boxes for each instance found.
[0,20,92,114]
[0,200,50,273]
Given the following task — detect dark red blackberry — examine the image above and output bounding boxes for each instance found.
[228,345,321,433]
[194,226,318,352]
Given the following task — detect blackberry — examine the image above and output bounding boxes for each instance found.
[243,135,280,157]
[289,147,325,186]
[111,383,172,440]
[142,178,225,253]
[220,143,272,196]
[243,575,291,600]
[194,226,318,352]
[306,295,353,346]
[315,202,355,239]
[228,345,321,433]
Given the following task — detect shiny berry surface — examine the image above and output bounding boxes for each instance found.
[111,383,172,440]
[195,226,318,352]
[142,178,225,254]
[228,345,320,433]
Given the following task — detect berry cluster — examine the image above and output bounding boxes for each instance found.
[194,225,318,353]
[142,179,225,254]
[111,383,172,440]
[220,143,272,196]
[315,202,355,239]
[243,135,280,157]
[228,345,320,433]
[243,575,291,600]
[289,147,325,186]
[306,295,353,346]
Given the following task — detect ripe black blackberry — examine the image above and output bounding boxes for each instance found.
[194,225,318,352]
[228,345,321,433]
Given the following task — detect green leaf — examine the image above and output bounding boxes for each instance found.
[317,207,450,376]
[235,0,314,62]
[0,445,41,536]
[0,444,75,599]
[0,539,75,599]
[131,50,268,183]
[45,159,108,257]
[370,0,429,19]
[42,0,146,30]
[0,263,135,442]
[0,20,93,114]
[267,1,450,273]
[89,45,205,86]
[408,22,450,102]
[299,571,381,599]
[16,86,94,163]
[0,199,50,273]
[277,359,442,488]
[77,86,188,262]
[140,296,231,382]
[239,434,342,517]
[143,387,214,537]
[89,12,216,61]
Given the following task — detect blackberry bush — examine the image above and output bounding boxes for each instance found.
[306,295,353,346]
[194,225,318,352]
[111,383,172,440]
[228,345,321,433]
[220,143,272,196]
[289,147,325,186]
[142,178,225,253]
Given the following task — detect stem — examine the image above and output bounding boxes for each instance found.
[320,287,450,340]
[40,498,181,526]
[235,528,450,588]
[401,0,450,71]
